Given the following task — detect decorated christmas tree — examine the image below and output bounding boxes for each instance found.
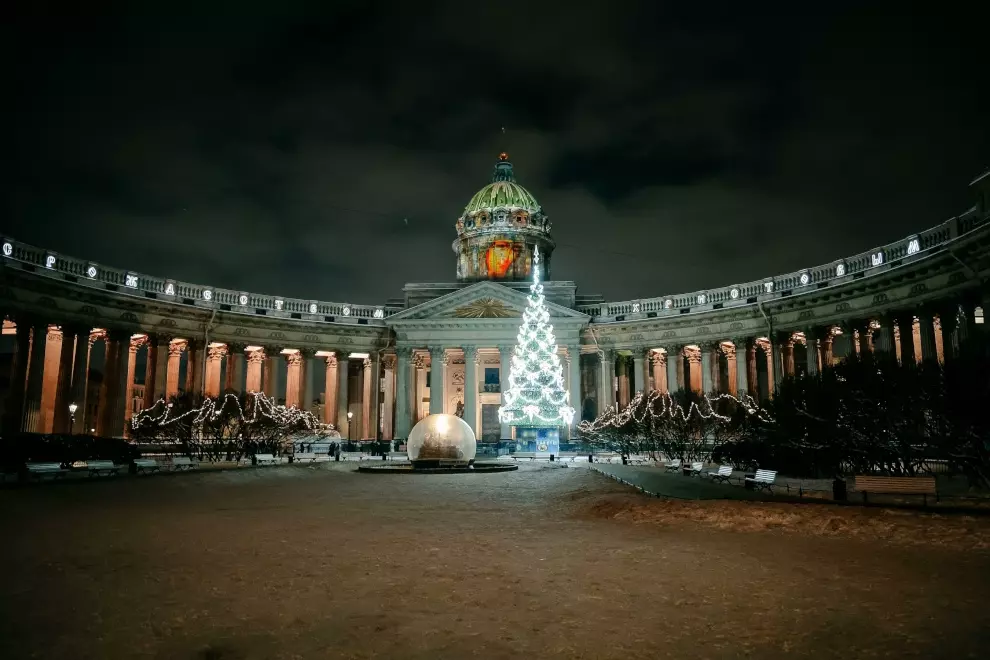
[499,247,575,428]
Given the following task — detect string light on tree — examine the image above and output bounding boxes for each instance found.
[498,246,575,427]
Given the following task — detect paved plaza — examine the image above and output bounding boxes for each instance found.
[1,464,989,659]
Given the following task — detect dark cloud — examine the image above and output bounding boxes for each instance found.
[2,1,987,304]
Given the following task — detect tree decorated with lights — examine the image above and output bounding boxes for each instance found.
[499,247,575,428]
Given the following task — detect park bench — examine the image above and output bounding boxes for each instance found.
[86,460,123,477]
[855,475,938,505]
[663,459,682,472]
[26,462,68,480]
[386,453,407,461]
[255,453,279,466]
[133,458,161,475]
[594,453,619,463]
[683,461,705,477]
[705,465,733,484]
[293,453,317,463]
[171,457,198,471]
[340,452,367,461]
[744,469,778,493]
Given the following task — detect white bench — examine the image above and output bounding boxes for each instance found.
[26,462,68,480]
[340,452,368,461]
[663,459,682,472]
[744,469,777,493]
[293,453,317,463]
[683,461,704,477]
[171,456,198,471]
[133,458,161,475]
[706,465,733,484]
[87,460,123,477]
[255,453,279,466]
[594,453,619,463]
[386,453,407,461]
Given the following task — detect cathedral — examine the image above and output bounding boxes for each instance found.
[1,158,989,444]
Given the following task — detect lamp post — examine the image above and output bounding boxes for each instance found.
[68,403,78,435]
[347,411,353,444]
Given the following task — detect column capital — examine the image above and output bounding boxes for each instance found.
[285,352,302,367]
[151,332,175,347]
[395,346,414,359]
[362,357,372,368]
[247,349,266,365]
[298,347,316,359]
[382,354,397,370]
[168,340,187,357]
[129,335,148,351]
[720,343,736,359]
[226,342,247,354]
[262,343,282,356]
[207,344,228,360]
[648,349,665,366]
[324,352,338,368]
[187,338,205,351]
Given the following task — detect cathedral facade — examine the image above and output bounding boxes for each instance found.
[2,159,990,442]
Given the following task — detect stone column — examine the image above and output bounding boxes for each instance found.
[52,326,77,433]
[394,348,412,438]
[428,346,447,415]
[616,356,630,408]
[805,331,819,377]
[699,344,714,394]
[299,349,314,413]
[381,354,396,440]
[819,332,834,370]
[686,347,702,394]
[918,313,939,363]
[761,341,775,399]
[38,327,63,433]
[649,350,664,393]
[323,353,339,424]
[284,352,302,408]
[567,346,581,433]
[166,341,185,400]
[246,349,265,393]
[633,351,646,395]
[362,357,373,439]
[746,341,758,397]
[780,336,795,378]
[68,327,92,434]
[598,349,614,413]
[463,346,479,436]
[665,346,679,394]
[145,336,167,409]
[336,354,350,438]
[225,344,246,394]
[874,319,896,356]
[262,345,280,398]
[897,315,918,365]
[22,323,50,433]
[186,340,205,396]
[732,339,748,397]
[853,320,874,357]
[723,343,738,395]
[97,330,130,438]
[2,321,32,436]
[937,305,959,362]
[123,336,144,432]
[415,354,428,423]
[204,344,226,398]
[498,345,513,439]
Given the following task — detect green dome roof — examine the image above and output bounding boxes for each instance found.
[462,155,542,215]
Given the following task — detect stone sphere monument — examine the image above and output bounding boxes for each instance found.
[406,414,477,467]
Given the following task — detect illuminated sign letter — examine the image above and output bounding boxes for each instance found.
[203,289,213,301]
[164,283,175,295]
[871,251,884,267]
[836,264,846,277]
[764,281,774,293]
[799,273,809,285]
[238,294,248,305]
[2,242,12,256]
[86,266,97,278]
[45,255,56,269]
[907,238,920,255]
[125,274,138,288]
[309,303,318,314]
[274,299,284,310]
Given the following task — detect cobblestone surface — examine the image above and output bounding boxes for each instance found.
[0,463,987,658]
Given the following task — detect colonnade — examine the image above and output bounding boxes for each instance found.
[0,316,393,440]
[592,303,978,414]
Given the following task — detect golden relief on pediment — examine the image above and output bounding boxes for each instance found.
[452,297,517,318]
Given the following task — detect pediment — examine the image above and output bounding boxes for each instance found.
[387,281,588,324]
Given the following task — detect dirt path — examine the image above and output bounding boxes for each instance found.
[0,464,988,659]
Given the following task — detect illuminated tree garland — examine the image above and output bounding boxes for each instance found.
[498,246,575,427]
[131,391,340,438]
[578,389,774,435]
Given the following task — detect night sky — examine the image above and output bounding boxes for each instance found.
[3,3,987,305]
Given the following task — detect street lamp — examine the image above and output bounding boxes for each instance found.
[346,411,354,443]
[68,403,78,435]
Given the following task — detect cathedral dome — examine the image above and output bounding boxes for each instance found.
[462,153,542,216]
[453,153,555,283]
